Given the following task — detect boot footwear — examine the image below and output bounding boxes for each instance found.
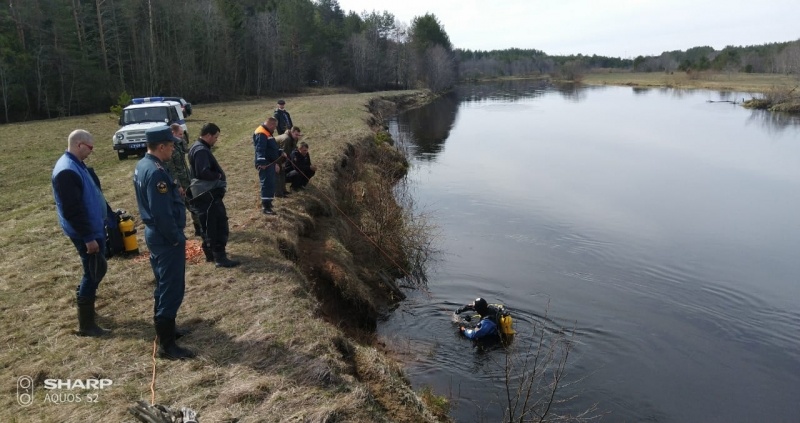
[175,326,191,340]
[76,296,110,337]
[154,318,195,360]
[154,305,189,339]
[261,200,276,215]
[213,252,241,268]
[202,246,214,262]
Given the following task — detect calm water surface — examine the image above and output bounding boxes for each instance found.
[377,81,800,422]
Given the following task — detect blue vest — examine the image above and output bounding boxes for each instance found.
[52,152,107,241]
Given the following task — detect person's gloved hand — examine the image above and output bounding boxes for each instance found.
[455,306,464,314]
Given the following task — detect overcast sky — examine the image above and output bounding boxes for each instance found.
[335,0,800,58]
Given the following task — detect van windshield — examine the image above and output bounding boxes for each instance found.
[122,106,169,125]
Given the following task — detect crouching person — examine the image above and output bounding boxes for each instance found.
[286,141,317,191]
[134,126,195,360]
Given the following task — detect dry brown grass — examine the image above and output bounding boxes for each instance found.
[583,71,798,93]
[0,91,444,422]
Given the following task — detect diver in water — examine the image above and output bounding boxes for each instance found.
[454,297,514,340]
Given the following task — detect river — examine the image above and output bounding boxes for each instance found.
[377,80,800,422]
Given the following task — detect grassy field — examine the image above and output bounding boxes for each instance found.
[0,90,444,422]
[582,71,799,94]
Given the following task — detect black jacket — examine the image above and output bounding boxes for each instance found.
[274,108,292,135]
[188,139,225,182]
[288,150,313,175]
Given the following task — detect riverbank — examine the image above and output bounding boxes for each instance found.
[582,71,800,111]
[582,71,796,92]
[0,90,446,421]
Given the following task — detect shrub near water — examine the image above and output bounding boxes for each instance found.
[0,90,444,422]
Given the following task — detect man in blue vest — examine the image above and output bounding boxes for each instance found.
[52,129,111,337]
[134,126,195,360]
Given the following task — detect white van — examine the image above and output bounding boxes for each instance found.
[112,97,188,160]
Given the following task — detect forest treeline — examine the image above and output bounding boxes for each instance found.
[2,0,799,123]
[458,40,800,80]
[0,0,456,123]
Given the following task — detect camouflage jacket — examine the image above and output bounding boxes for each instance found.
[161,136,191,189]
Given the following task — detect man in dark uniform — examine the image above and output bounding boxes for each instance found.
[134,126,194,360]
[52,129,111,337]
[274,126,302,197]
[163,123,204,256]
[286,141,317,191]
[188,123,240,268]
[253,116,286,215]
[273,99,293,135]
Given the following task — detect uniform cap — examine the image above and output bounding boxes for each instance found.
[145,126,173,144]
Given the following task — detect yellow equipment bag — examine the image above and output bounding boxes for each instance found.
[499,314,515,335]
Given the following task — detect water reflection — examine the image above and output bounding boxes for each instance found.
[400,92,459,158]
[383,80,800,423]
[456,79,551,103]
[552,82,589,102]
[747,108,800,133]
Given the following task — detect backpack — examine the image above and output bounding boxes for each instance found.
[488,304,515,335]
[105,210,125,258]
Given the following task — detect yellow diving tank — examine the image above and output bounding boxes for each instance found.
[499,314,515,335]
[118,214,139,255]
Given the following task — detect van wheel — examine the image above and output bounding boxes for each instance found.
[118,151,127,161]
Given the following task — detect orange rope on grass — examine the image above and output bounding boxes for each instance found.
[150,336,158,405]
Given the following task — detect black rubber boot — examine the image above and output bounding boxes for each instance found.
[213,251,241,268]
[175,326,191,340]
[154,303,189,339]
[76,296,110,337]
[202,245,214,262]
[155,318,195,360]
[261,200,276,216]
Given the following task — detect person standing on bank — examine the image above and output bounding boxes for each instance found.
[274,126,302,197]
[253,116,286,215]
[52,129,111,337]
[286,141,317,191]
[187,123,240,268]
[162,123,203,245]
[133,126,194,359]
[273,99,293,135]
